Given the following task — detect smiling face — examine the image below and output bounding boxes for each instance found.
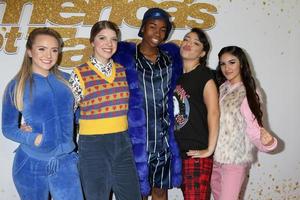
[180,32,206,62]
[91,28,118,64]
[219,52,242,84]
[27,34,59,76]
[141,19,167,48]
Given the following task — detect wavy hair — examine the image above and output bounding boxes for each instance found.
[216,46,263,126]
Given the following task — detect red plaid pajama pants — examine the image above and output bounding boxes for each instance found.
[181,156,213,200]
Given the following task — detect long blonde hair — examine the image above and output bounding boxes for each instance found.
[13,27,67,111]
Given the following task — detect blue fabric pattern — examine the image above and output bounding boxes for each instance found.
[113,41,183,196]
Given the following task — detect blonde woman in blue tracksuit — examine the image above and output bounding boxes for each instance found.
[2,28,83,200]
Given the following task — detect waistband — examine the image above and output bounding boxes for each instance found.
[19,142,75,161]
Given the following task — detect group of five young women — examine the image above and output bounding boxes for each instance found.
[2,8,277,200]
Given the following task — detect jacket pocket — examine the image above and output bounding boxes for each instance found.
[58,114,74,143]
[37,117,59,152]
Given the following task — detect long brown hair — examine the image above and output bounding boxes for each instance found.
[13,27,65,111]
[216,46,263,126]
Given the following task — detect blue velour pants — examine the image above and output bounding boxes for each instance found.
[12,148,83,200]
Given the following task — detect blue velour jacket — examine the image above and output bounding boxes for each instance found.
[2,72,76,159]
[113,41,183,196]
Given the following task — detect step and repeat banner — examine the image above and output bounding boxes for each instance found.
[0,0,299,199]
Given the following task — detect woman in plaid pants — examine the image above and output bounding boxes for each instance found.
[173,28,219,200]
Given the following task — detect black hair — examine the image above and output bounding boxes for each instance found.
[189,28,210,67]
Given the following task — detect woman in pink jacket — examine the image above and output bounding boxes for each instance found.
[211,46,277,200]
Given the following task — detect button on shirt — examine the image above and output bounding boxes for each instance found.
[136,47,172,152]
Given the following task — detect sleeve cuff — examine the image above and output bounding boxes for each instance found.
[264,137,278,151]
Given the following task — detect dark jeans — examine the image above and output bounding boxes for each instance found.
[78,131,141,200]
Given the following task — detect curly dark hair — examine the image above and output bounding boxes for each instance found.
[216,46,263,126]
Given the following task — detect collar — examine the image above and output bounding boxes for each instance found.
[220,81,243,102]
[89,56,113,77]
[136,44,161,63]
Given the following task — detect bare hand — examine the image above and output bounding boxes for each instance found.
[260,127,274,146]
[20,124,32,132]
[34,134,42,146]
[186,149,213,158]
